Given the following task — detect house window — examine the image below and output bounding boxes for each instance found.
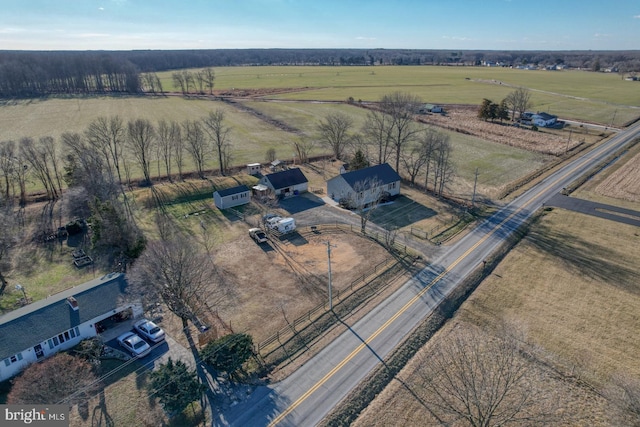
[388,182,396,190]
[64,331,70,341]
[48,339,54,350]
[231,195,238,200]
[58,333,65,344]
[3,359,9,367]
[10,356,16,363]
[70,329,76,339]
[53,336,59,346]
[17,353,22,361]
[75,327,80,336]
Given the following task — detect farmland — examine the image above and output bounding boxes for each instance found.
[1,64,640,425]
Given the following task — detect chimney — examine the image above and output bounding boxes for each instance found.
[67,296,79,311]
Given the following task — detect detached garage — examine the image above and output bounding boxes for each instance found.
[213,185,251,209]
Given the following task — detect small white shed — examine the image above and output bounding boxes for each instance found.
[247,163,261,175]
[213,185,251,209]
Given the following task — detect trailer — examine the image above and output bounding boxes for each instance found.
[265,216,296,234]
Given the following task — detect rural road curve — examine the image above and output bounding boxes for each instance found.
[214,121,640,427]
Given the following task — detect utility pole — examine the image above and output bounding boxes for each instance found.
[326,241,336,311]
[471,168,479,207]
[566,129,572,153]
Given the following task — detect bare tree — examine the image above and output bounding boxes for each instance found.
[182,70,195,94]
[363,108,394,165]
[505,87,533,121]
[433,135,454,196]
[265,147,277,163]
[20,136,60,200]
[292,137,315,164]
[170,121,185,180]
[380,91,423,172]
[8,353,101,406]
[202,67,215,95]
[0,140,17,200]
[126,118,156,185]
[183,119,209,178]
[128,233,223,329]
[172,71,186,94]
[194,69,206,94]
[317,112,353,160]
[61,132,118,203]
[401,141,428,185]
[156,120,173,179]
[414,325,559,427]
[422,128,451,195]
[202,110,232,176]
[85,116,126,185]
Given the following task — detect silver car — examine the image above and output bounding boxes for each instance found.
[133,319,165,343]
[117,332,151,358]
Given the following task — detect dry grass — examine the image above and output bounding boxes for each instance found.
[594,150,640,203]
[417,105,609,156]
[354,208,640,426]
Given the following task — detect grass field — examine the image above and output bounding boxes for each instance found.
[157,65,640,126]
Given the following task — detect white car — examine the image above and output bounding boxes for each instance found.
[133,319,165,343]
[117,332,151,358]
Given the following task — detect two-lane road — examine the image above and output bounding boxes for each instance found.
[216,121,640,427]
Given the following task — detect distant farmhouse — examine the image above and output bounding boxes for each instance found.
[521,112,558,128]
[213,184,251,209]
[327,163,401,208]
[0,273,141,382]
[418,103,444,114]
[260,168,308,197]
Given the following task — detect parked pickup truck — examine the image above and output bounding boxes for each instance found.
[249,228,268,244]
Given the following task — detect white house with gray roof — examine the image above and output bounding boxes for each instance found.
[0,273,142,382]
[327,163,401,207]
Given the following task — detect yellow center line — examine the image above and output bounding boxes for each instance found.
[268,144,612,426]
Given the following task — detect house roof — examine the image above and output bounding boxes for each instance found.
[329,163,401,190]
[264,168,308,190]
[533,112,557,121]
[0,273,128,360]
[215,184,250,198]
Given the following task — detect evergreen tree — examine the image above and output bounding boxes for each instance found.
[350,149,370,170]
[201,333,254,378]
[149,358,205,414]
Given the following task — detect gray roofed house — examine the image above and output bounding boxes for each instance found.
[260,168,308,197]
[213,184,251,209]
[327,163,401,207]
[0,273,142,382]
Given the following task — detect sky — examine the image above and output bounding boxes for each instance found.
[1,0,639,51]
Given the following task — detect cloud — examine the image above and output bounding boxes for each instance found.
[356,36,377,41]
[593,33,611,38]
[98,7,104,11]
[634,14,640,19]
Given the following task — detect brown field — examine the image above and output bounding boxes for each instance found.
[354,208,640,426]
[595,150,640,203]
[416,105,607,155]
